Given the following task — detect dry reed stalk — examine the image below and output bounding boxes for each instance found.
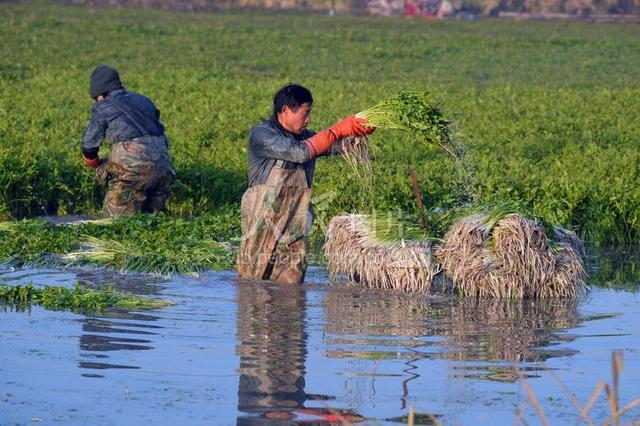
[517,351,639,425]
[517,369,550,426]
[513,406,527,426]
[550,371,596,426]
[436,213,586,298]
[324,214,441,293]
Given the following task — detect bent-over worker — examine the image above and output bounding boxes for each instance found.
[81,65,174,217]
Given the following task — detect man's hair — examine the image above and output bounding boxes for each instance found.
[273,84,313,116]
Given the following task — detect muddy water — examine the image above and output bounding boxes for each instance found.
[1,248,639,425]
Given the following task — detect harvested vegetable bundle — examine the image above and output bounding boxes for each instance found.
[324,214,442,293]
[435,207,586,298]
[356,91,451,148]
[335,91,458,207]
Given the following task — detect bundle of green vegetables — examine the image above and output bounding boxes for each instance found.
[356,90,453,154]
[337,91,456,192]
[356,214,435,249]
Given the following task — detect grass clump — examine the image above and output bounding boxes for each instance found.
[0,219,78,267]
[0,283,172,313]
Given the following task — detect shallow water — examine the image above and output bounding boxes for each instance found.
[1,248,639,425]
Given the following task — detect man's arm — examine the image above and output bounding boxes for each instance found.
[250,115,374,164]
[81,105,107,168]
[250,126,312,164]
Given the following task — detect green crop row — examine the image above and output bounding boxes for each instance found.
[1,2,639,244]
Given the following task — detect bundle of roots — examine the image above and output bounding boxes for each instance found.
[324,214,441,293]
[435,213,586,298]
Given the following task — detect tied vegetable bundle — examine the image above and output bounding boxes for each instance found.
[435,205,586,298]
[324,213,441,293]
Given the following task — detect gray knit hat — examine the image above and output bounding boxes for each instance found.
[89,65,123,99]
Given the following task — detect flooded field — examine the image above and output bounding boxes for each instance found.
[1,248,639,425]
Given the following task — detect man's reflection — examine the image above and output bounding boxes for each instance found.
[237,280,307,415]
[236,280,361,424]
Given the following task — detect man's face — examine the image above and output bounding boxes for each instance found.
[280,103,312,135]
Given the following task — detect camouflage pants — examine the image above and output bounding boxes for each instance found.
[96,135,174,217]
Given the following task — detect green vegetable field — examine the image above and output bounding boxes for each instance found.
[1,1,639,244]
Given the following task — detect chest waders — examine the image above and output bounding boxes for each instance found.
[98,97,174,217]
[237,162,313,284]
[101,135,174,217]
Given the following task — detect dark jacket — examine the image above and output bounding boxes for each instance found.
[82,89,165,158]
[247,116,317,188]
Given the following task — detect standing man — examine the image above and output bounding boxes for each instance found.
[82,65,174,217]
[237,84,374,284]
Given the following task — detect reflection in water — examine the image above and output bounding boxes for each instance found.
[77,312,161,375]
[237,281,307,413]
[324,287,580,381]
[80,333,153,352]
[76,269,166,296]
[73,270,164,375]
[587,245,640,290]
[236,280,362,425]
[0,267,165,377]
[79,361,140,370]
[440,297,579,363]
[325,288,436,338]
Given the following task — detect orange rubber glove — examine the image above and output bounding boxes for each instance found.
[82,155,101,169]
[330,115,372,138]
[304,128,338,158]
[305,116,375,158]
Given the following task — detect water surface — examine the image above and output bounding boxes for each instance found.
[1,248,639,425]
